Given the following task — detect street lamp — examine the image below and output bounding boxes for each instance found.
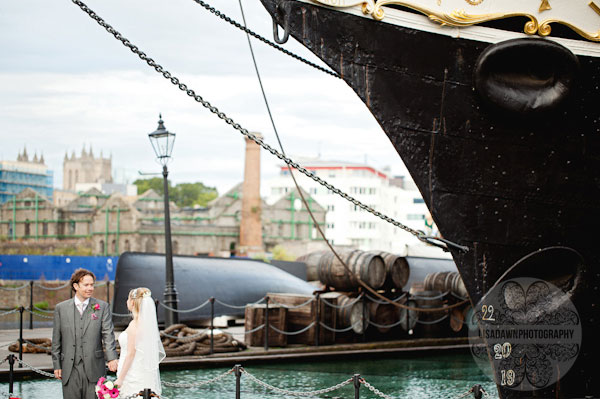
[148,114,178,327]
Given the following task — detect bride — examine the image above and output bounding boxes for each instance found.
[115,287,165,397]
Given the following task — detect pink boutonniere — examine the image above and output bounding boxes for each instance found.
[91,303,100,320]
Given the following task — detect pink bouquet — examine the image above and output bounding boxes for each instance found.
[95,377,119,399]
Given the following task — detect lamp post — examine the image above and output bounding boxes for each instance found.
[148,114,178,326]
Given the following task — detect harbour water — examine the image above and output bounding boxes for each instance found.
[7,351,498,398]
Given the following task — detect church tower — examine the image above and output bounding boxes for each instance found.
[63,145,112,191]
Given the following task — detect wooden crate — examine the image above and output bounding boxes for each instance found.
[268,293,336,345]
[244,304,287,347]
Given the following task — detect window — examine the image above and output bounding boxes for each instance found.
[407,214,425,220]
[42,223,48,236]
[99,240,105,254]
[327,205,335,211]
[69,221,76,234]
[124,240,131,252]
[309,188,318,195]
[413,198,425,204]
[369,188,376,195]
[24,220,30,236]
[24,201,31,207]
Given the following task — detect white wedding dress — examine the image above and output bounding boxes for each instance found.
[117,331,162,397]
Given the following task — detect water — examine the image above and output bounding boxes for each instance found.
[6,351,498,398]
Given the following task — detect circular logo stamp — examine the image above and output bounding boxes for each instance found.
[468,277,581,391]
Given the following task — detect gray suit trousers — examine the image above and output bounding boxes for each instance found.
[62,360,96,399]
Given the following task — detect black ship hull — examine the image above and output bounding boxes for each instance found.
[259,1,600,397]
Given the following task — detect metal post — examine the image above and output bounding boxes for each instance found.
[362,296,367,342]
[405,292,409,333]
[8,354,15,395]
[234,364,242,399]
[353,374,361,399]
[162,164,179,327]
[142,388,152,399]
[29,280,34,329]
[210,297,215,355]
[107,280,110,304]
[314,293,320,347]
[264,296,269,351]
[18,306,24,367]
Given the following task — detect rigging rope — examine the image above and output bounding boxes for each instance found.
[189,0,340,78]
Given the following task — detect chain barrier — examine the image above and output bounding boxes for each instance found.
[269,322,315,336]
[243,324,265,335]
[158,299,210,313]
[68,0,469,254]
[365,293,407,305]
[32,306,54,314]
[14,358,56,378]
[268,297,315,309]
[24,308,54,319]
[319,320,363,333]
[163,367,235,388]
[415,314,449,325]
[0,308,20,317]
[368,318,410,330]
[241,367,353,397]
[409,291,449,301]
[189,0,339,78]
[214,297,265,309]
[34,282,71,291]
[360,377,395,399]
[22,339,51,353]
[450,292,469,301]
[319,293,364,309]
[0,283,29,291]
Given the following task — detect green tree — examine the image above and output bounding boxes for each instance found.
[134,179,218,208]
[133,177,169,196]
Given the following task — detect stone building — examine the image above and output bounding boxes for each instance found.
[63,146,112,191]
[0,184,326,257]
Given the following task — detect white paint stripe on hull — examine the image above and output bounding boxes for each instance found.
[295,0,600,57]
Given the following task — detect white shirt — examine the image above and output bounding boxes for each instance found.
[74,296,90,313]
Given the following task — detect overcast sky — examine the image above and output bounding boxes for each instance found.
[0,0,409,195]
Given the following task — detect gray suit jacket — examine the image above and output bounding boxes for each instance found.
[51,297,118,385]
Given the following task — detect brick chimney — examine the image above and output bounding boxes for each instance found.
[238,133,263,256]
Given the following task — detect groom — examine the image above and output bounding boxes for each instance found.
[52,268,118,399]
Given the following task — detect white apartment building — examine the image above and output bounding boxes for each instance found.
[264,157,434,252]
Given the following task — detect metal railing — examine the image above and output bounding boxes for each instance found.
[3,354,490,399]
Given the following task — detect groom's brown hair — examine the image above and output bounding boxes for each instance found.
[70,268,96,292]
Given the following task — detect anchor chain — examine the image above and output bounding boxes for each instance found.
[69,0,469,253]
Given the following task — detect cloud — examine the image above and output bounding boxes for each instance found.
[0,0,409,196]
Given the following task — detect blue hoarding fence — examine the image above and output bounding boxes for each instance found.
[0,255,119,280]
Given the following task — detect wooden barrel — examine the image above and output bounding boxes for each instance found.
[336,294,367,334]
[411,289,446,337]
[424,271,468,299]
[368,300,399,333]
[368,251,410,289]
[318,249,386,290]
[297,250,329,281]
[397,298,418,332]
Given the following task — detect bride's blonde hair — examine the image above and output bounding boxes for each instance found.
[128,287,151,317]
